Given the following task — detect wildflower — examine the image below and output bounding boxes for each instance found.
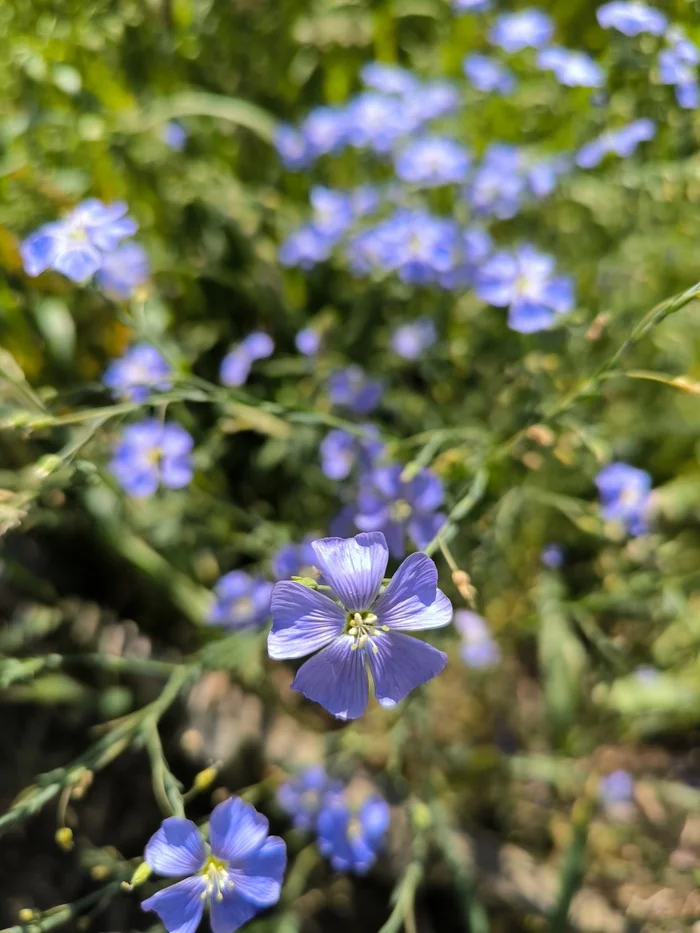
[220,333,274,387]
[595,462,651,535]
[454,0,492,11]
[345,93,415,153]
[526,155,571,198]
[279,225,332,269]
[536,47,605,87]
[110,420,194,497]
[390,318,437,360]
[301,107,348,158]
[576,119,656,168]
[275,124,310,170]
[394,137,471,187]
[462,54,516,94]
[96,243,151,299]
[272,538,318,580]
[268,532,452,719]
[360,63,418,96]
[489,10,554,53]
[405,81,461,123]
[541,543,565,569]
[598,770,634,805]
[328,366,383,415]
[597,1,667,37]
[295,327,322,356]
[310,187,354,241]
[475,245,574,333]
[103,344,172,403]
[209,571,274,630]
[161,122,187,151]
[454,610,501,668]
[437,226,493,290]
[141,797,286,933]
[658,36,700,109]
[350,185,381,218]
[465,145,527,220]
[354,464,446,557]
[276,766,343,831]
[317,795,390,873]
[320,426,384,481]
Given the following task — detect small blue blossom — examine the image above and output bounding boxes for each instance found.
[463,54,516,94]
[161,122,187,151]
[209,571,274,629]
[597,1,667,37]
[317,795,390,874]
[295,327,322,356]
[526,155,571,198]
[355,464,446,558]
[328,366,383,415]
[659,36,700,109]
[390,318,437,360]
[345,93,416,153]
[465,145,528,220]
[272,538,318,580]
[320,426,384,481]
[103,344,172,403]
[537,47,605,87]
[454,0,492,11]
[268,532,452,719]
[489,10,554,53]
[598,770,634,805]
[437,226,493,290]
[576,119,656,168]
[405,81,461,124]
[220,333,274,387]
[350,185,382,218]
[475,245,574,333]
[279,225,332,269]
[541,543,565,569]
[360,62,418,96]
[96,242,151,299]
[595,462,651,535]
[276,766,343,831]
[310,187,354,241]
[275,124,311,170]
[454,610,501,669]
[394,137,471,187]
[301,106,348,158]
[141,797,286,933]
[110,419,194,498]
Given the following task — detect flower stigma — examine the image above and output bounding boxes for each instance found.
[345,611,390,651]
[200,854,234,902]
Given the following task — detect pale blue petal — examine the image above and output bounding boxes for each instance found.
[210,796,269,863]
[209,890,259,933]
[291,636,369,719]
[141,876,206,933]
[374,553,453,631]
[268,582,345,659]
[161,456,194,489]
[367,631,447,705]
[311,533,388,612]
[228,836,286,907]
[54,245,102,282]
[359,797,391,844]
[144,817,207,876]
[508,299,555,333]
[408,512,446,550]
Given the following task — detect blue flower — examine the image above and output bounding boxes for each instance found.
[454,0,492,11]
[295,327,322,356]
[301,107,348,158]
[96,243,150,299]
[390,318,437,360]
[355,464,446,558]
[209,571,274,630]
[141,797,286,933]
[162,122,187,151]
[328,366,383,415]
[454,610,501,669]
[405,81,461,125]
[275,123,310,170]
[276,766,343,831]
[310,187,354,241]
[21,199,138,283]
[463,54,516,94]
[272,538,318,580]
[103,343,172,402]
[597,1,667,37]
[659,36,700,109]
[345,93,415,153]
[465,145,527,220]
[110,419,194,498]
[598,770,634,805]
[320,426,384,481]
[541,543,565,569]
[268,532,452,719]
[360,62,418,96]
[279,225,332,270]
[317,795,390,874]
[526,155,571,198]
[220,333,274,387]
[489,9,554,53]
[394,137,471,187]
[576,119,656,168]
[437,226,493,290]
[537,47,605,87]
[595,462,651,535]
[475,245,574,333]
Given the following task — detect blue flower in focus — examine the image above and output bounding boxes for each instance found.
[310,187,354,241]
[275,124,310,170]
[220,333,274,387]
[489,9,554,53]
[110,419,194,498]
[595,462,651,535]
[465,145,527,220]
[161,122,187,151]
[463,54,516,94]
[272,538,318,580]
[537,47,605,87]
[659,35,700,109]
[328,366,383,415]
[576,119,656,168]
[103,343,172,403]
[96,242,150,299]
[360,62,418,96]
[209,571,274,629]
[317,795,390,874]
[355,464,446,557]
[597,1,667,37]
[22,199,138,283]
[279,226,332,269]
[301,107,348,158]
[277,766,343,831]
[395,137,471,187]
[541,543,565,569]
[476,245,574,333]
[454,0,492,11]
[598,770,634,805]
[268,532,452,719]
[454,610,501,669]
[391,318,437,360]
[141,797,286,933]
[295,327,322,356]
[320,426,384,481]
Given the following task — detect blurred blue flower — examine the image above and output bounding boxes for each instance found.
[268,532,452,718]
[659,36,700,109]
[597,1,667,37]
[576,119,656,168]
[110,419,194,498]
[161,121,187,151]
[463,54,516,94]
[209,570,274,629]
[350,185,382,217]
[272,538,318,580]
[329,504,359,538]
[276,766,343,831]
[526,155,571,198]
[475,244,574,333]
[220,333,274,387]
[465,145,527,219]
[328,366,383,415]
[454,610,501,668]
[301,106,349,158]
[276,123,311,170]
[142,797,286,933]
[489,10,554,53]
[320,426,384,481]
[541,543,565,569]
[537,47,605,87]
[405,81,461,123]
[345,92,415,153]
[390,318,437,360]
[454,0,492,11]
[317,795,390,874]
[103,343,172,403]
[595,462,651,535]
[395,136,471,187]
[279,225,332,269]
[295,327,322,356]
[310,187,354,241]
[355,463,446,557]
[438,226,493,289]
[360,62,419,95]
[675,81,700,108]
[96,242,150,299]
[598,770,634,805]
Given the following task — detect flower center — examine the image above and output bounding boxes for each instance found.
[301,789,319,810]
[201,854,233,903]
[390,499,412,522]
[146,447,163,466]
[231,596,255,622]
[345,611,389,651]
[347,817,363,839]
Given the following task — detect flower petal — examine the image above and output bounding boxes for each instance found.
[229,836,286,907]
[311,533,388,611]
[209,889,259,933]
[141,876,206,933]
[291,636,369,720]
[374,553,453,631]
[268,582,345,660]
[367,631,447,705]
[144,818,207,877]
[210,796,269,863]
